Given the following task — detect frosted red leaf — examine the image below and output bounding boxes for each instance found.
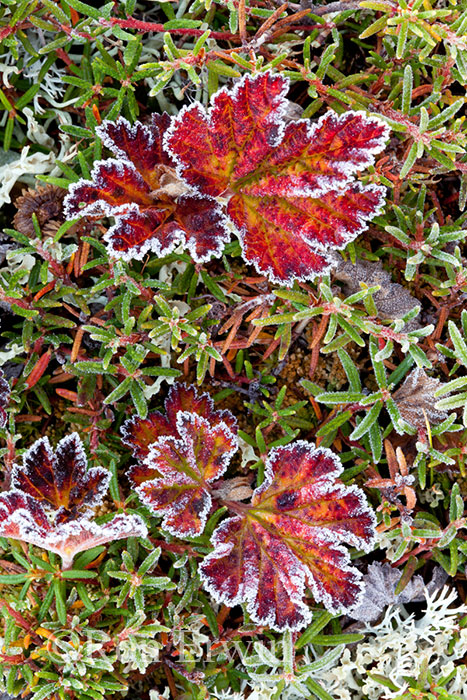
[165,71,389,283]
[200,441,376,631]
[11,433,110,520]
[121,382,237,464]
[97,114,174,181]
[63,116,228,264]
[63,73,388,282]
[130,412,237,537]
[0,491,147,569]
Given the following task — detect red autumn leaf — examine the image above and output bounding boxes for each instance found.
[63,73,388,282]
[63,116,228,263]
[129,411,237,537]
[25,349,52,389]
[11,432,111,520]
[166,71,389,283]
[0,491,147,569]
[121,382,237,464]
[3,433,148,568]
[200,441,376,631]
[97,114,174,182]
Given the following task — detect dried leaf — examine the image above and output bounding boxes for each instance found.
[13,185,66,237]
[393,368,449,429]
[333,257,421,330]
[349,562,448,622]
[200,441,376,631]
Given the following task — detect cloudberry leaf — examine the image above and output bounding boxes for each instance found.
[166,71,389,283]
[130,412,237,537]
[121,382,237,464]
[200,441,376,631]
[97,114,174,181]
[64,159,155,217]
[104,205,180,260]
[0,491,147,569]
[0,369,10,428]
[11,433,110,520]
[63,117,228,263]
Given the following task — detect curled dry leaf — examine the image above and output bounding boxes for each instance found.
[13,185,66,237]
[64,72,389,284]
[393,368,450,430]
[200,441,376,631]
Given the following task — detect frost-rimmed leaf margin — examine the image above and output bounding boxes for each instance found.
[121,381,238,461]
[63,71,390,284]
[0,491,147,569]
[11,432,111,518]
[199,440,377,632]
[133,411,238,538]
[164,70,390,284]
[234,181,388,286]
[63,118,231,264]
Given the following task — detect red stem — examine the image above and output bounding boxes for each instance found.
[100,17,240,41]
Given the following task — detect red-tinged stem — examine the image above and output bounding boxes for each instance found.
[0,21,32,40]
[0,601,42,644]
[0,288,32,310]
[59,23,93,41]
[100,17,240,41]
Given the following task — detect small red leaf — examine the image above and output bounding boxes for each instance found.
[132,412,237,537]
[64,116,231,264]
[122,382,237,465]
[2,434,148,569]
[26,349,52,389]
[12,433,110,519]
[200,441,376,631]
